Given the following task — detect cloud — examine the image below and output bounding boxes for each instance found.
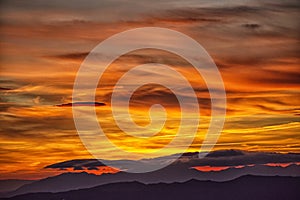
[250,70,300,85]
[0,87,12,91]
[44,150,300,172]
[55,102,106,107]
[242,23,261,29]
[32,96,41,105]
[0,0,299,179]
[45,159,105,169]
[48,52,89,61]
[182,150,300,167]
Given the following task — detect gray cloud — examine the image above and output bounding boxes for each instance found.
[45,149,300,170]
[242,23,261,29]
[55,102,106,107]
[47,52,89,61]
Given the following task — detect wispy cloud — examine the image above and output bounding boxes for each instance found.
[0,0,299,179]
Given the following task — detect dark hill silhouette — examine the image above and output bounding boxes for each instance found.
[2,150,300,197]
[2,175,300,200]
[0,180,33,193]
[3,164,300,198]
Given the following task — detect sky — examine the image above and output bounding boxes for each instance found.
[0,0,299,179]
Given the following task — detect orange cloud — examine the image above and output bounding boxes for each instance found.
[0,0,299,179]
[192,166,230,172]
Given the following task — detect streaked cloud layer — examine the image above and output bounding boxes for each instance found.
[0,0,299,178]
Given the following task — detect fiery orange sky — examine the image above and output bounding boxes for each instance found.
[0,0,299,179]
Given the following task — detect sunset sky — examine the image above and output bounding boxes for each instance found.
[0,0,299,179]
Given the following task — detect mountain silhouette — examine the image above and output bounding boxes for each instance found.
[1,175,300,200]
[3,163,300,197]
[0,180,33,193]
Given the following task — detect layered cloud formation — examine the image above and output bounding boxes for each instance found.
[0,0,299,179]
[45,150,300,171]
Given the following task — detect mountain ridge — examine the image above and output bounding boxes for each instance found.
[2,163,300,198]
[2,175,300,200]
